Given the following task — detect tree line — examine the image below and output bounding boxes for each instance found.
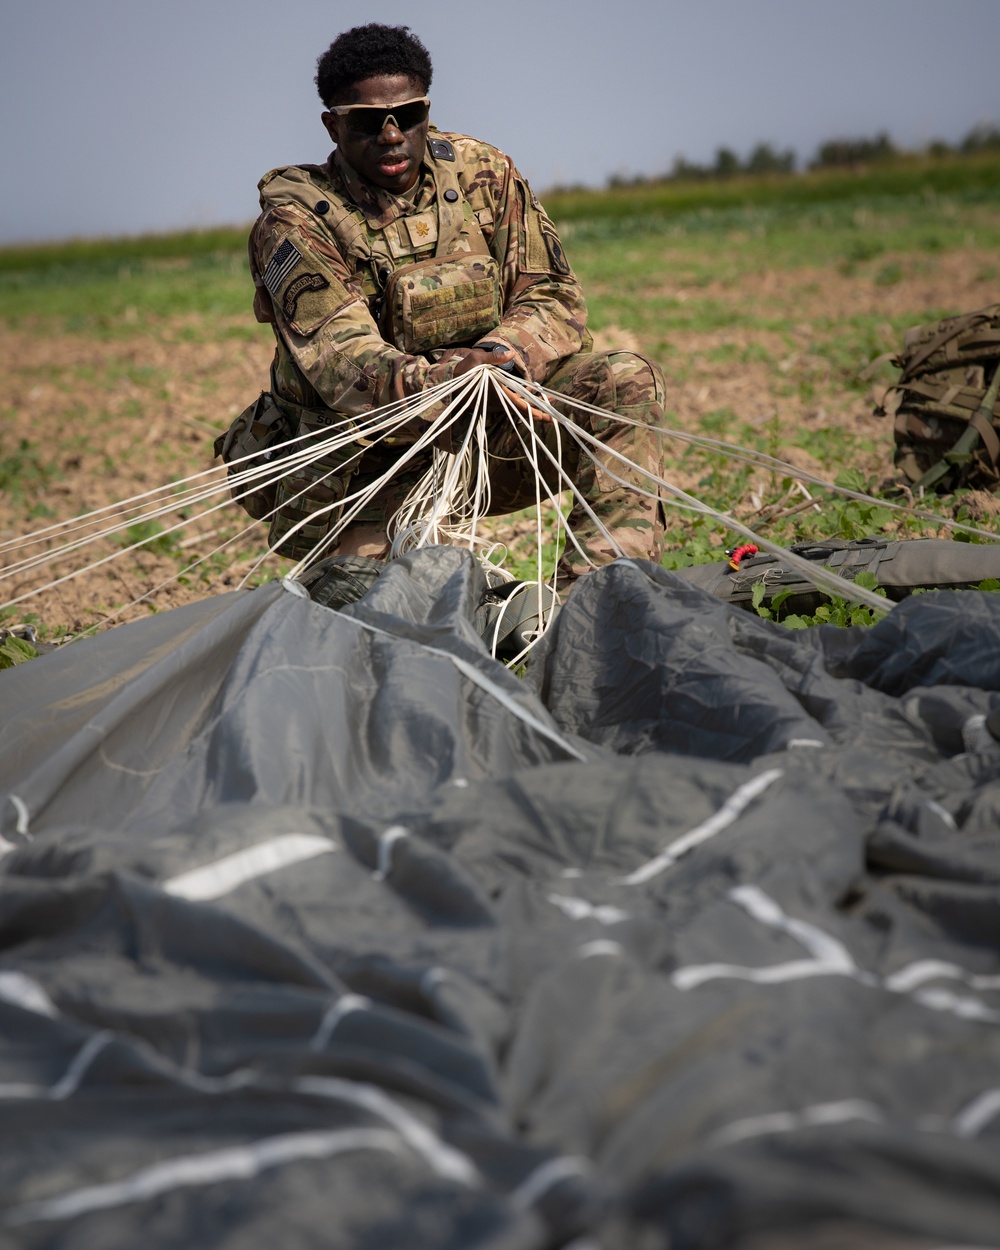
[605,123,1000,190]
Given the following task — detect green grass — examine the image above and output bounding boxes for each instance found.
[0,437,60,512]
[0,634,39,669]
[0,251,254,334]
[0,225,257,333]
[0,227,249,274]
[558,196,1000,384]
[568,197,1000,291]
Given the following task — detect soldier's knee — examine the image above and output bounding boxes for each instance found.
[606,351,666,418]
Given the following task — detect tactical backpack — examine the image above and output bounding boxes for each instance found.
[875,303,1000,491]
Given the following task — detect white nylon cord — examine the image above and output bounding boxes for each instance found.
[271,371,490,585]
[0,385,453,595]
[543,402,891,612]
[4,362,945,621]
[518,384,1000,545]
[0,396,413,563]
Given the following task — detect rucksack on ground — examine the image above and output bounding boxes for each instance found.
[875,303,1000,491]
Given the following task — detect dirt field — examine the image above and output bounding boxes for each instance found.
[1,316,276,634]
[1,239,997,638]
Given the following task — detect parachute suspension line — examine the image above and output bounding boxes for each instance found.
[0,377,480,613]
[104,392,455,620]
[52,378,464,621]
[0,422,388,609]
[470,371,891,612]
[537,388,1000,546]
[279,368,493,583]
[81,515,272,628]
[543,402,892,613]
[0,398,428,592]
[388,370,493,556]
[465,382,605,665]
[501,385,563,662]
[481,369,889,613]
[248,380,485,582]
[529,392,557,646]
[275,369,492,584]
[0,470,294,615]
[0,395,415,560]
[497,376,627,569]
[9,361,977,621]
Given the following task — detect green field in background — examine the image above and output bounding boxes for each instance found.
[544,150,1000,220]
[2,153,999,337]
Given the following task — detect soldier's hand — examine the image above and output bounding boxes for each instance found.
[445,346,552,424]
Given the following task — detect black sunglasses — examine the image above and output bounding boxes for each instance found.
[328,96,430,137]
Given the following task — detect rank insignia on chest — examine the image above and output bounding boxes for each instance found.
[402,212,438,250]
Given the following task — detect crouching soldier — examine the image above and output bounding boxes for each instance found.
[232,22,665,584]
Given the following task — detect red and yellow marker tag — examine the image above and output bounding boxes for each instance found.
[728,544,759,571]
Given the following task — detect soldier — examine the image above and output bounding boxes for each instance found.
[246,22,666,580]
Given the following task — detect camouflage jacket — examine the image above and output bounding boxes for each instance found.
[249,129,591,423]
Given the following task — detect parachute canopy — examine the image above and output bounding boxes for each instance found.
[1,548,999,1247]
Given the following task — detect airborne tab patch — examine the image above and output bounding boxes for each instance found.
[282,272,330,321]
[262,238,302,298]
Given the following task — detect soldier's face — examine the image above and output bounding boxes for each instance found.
[322,73,429,194]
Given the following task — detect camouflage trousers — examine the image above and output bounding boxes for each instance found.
[506,349,665,576]
[269,350,666,571]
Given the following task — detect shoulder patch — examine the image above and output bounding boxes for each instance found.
[262,239,302,299]
[428,137,456,162]
[540,218,572,276]
[282,272,330,321]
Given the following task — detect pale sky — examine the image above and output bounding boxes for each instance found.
[2,0,998,244]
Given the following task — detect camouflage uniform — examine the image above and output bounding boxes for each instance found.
[248,129,665,566]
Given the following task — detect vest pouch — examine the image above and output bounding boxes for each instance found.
[381,253,502,355]
[214,391,292,521]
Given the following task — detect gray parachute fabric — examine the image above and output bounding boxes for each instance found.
[1,547,999,1249]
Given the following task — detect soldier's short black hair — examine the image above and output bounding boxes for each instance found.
[316,24,433,105]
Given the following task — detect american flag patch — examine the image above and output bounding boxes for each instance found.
[262,238,302,297]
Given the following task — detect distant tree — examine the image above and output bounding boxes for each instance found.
[866,132,898,163]
[595,120,991,197]
[607,168,672,189]
[926,139,952,159]
[811,132,898,169]
[961,123,1000,153]
[713,147,740,178]
[670,155,709,181]
[745,142,795,174]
